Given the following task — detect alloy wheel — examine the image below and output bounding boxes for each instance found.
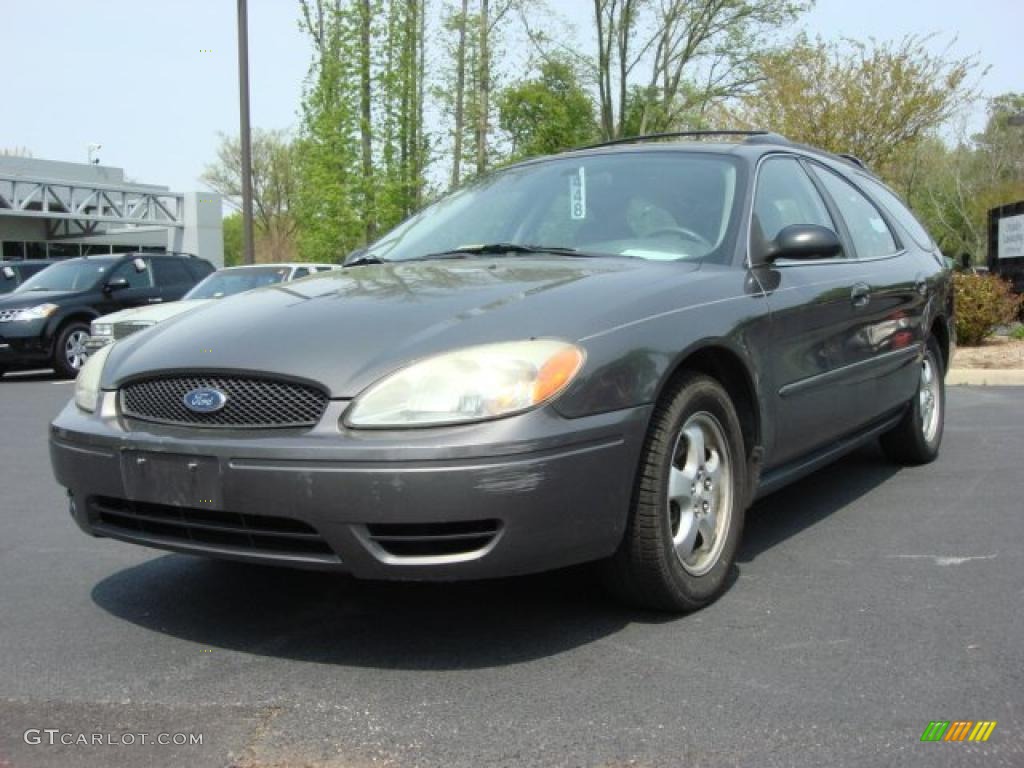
[667,411,733,576]
[65,330,89,372]
[919,356,941,443]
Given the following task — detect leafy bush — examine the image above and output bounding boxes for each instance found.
[953,273,1023,345]
[1011,325,1024,341]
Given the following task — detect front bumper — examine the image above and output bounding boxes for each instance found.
[50,395,650,579]
[0,319,50,367]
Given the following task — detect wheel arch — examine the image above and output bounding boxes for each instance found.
[656,341,763,469]
[929,314,951,373]
[47,311,98,351]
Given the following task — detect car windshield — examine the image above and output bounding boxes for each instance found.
[364,152,742,264]
[184,266,292,299]
[15,259,115,292]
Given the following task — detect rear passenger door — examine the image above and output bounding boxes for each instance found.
[151,257,198,301]
[807,163,924,422]
[751,156,875,467]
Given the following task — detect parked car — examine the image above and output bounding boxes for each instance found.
[0,252,214,378]
[50,131,954,612]
[0,259,60,294]
[86,263,339,352]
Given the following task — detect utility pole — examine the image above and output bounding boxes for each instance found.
[237,0,255,265]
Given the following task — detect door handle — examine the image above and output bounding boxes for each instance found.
[850,283,871,308]
[147,297,163,304]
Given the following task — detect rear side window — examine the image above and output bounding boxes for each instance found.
[753,156,835,243]
[185,259,216,281]
[292,267,310,279]
[151,258,193,286]
[858,176,935,250]
[810,166,898,259]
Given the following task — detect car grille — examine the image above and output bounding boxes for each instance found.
[90,496,338,560]
[364,520,502,558]
[113,321,153,340]
[0,309,18,322]
[120,375,329,429]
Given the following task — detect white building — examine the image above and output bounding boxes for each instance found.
[0,156,223,266]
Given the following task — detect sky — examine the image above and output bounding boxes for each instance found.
[1,0,1020,200]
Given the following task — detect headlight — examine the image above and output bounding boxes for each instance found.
[74,343,113,412]
[12,303,58,322]
[346,340,585,428]
[91,322,113,338]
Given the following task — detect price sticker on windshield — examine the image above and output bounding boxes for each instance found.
[569,167,586,220]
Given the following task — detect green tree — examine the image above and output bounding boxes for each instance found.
[200,129,299,262]
[592,0,808,140]
[294,0,428,260]
[221,212,243,267]
[498,58,597,159]
[734,35,981,170]
[294,1,364,261]
[900,94,1024,261]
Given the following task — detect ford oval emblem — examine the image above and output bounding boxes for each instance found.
[183,387,228,413]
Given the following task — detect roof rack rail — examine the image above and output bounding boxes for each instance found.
[574,129,791,151]
[836,152,867,169]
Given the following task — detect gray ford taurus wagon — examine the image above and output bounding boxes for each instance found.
[49,131,954,612]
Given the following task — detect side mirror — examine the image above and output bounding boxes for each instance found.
[762,224,842,263]
[132,257,148,273]
[104,277,130,293]
[1,266,15,280]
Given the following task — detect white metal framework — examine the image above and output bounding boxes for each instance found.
[0,174,184,238]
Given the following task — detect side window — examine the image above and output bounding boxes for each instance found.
[858,176,935,250]
[151,258,193,287]
[186,259,215,281]
[109,258,154,289]
[292,267,310,279]
[753,157,835,245]
[810,166,898,259]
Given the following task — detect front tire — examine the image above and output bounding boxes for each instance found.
[607,373,747,612]
[879,337,945,465]
[53,322,91,379]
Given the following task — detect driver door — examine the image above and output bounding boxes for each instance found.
[752,156,875,467]
[102,257,161,311]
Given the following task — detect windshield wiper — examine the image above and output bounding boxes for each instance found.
[419,242,591,260]
[344,255,389,267]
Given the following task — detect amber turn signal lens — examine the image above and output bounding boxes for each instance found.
[532,346,584,404]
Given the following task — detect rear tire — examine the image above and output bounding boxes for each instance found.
[53,322,91,379]
[606,373,747,613]
[880,337,945,465]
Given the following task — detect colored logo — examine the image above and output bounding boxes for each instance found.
[921,721,997,742]
[182,388,228,413]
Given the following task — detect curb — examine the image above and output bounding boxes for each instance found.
[947,368,1024,386]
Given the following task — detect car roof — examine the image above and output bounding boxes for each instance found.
[516,133,875,180]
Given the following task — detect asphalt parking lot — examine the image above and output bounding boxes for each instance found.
[0,373,1021,768]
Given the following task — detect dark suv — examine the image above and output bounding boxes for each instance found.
[0,252,214,378]
[0,260,60,295]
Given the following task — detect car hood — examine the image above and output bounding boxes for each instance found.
[103,258,711,397]
[97,299,213,326]
[0,290,83,309]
